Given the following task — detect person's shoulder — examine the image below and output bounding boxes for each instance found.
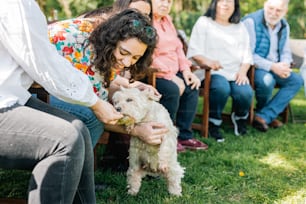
[195,16,211,26]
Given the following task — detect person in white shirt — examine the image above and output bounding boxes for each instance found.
[0,0,121,203]
[187,0,253,142]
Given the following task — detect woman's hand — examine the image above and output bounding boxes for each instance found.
[205,59,223,71]
[90,99,123,125]
[171,75,185,96]
[235,72,249,85]
[131,122,169,145]
[182,70,201,90]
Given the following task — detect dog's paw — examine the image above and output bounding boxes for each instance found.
[127,188,139,196]
[168,187,182,196]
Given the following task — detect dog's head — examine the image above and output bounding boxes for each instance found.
[112,87,159,123]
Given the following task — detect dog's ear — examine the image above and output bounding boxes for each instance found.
[141,88,161,102]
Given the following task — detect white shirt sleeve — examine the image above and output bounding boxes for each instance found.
[0,0,98,107]
[187,16,207,59]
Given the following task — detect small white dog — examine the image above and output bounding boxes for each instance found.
[112,87,185,196]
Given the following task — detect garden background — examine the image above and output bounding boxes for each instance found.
[37,0,305,39]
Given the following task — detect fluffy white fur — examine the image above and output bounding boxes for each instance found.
[112,87,185,196]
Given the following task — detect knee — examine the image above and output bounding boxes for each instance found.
[289,73,304,88]
[255,74,275,94]
[211,83,230,97]
[242,86,253,99]
[57,122,85,157]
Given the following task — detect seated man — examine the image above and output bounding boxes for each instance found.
[243,0,303,132]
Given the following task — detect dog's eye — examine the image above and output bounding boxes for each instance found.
[126,98,133,102]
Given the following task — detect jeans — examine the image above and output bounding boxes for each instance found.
[156,72,199,140]
[0,97,95,204]
[49,95,104,147]
[209,74,253,126]
[254,69,303,123]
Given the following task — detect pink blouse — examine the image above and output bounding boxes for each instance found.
[152,15,192,80]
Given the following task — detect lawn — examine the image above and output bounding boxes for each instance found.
[1,87,306,204]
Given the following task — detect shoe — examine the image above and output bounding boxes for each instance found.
[178,138,208,150]
[252,116,269,132]
[177,142,186,153]
[209,122,225,142]
[231,112,247,136]
[269,119,283,128]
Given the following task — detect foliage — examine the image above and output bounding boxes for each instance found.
[37,0,305,38]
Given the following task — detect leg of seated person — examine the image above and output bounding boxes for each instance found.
[230,81,253,117]
[208,75,230,142]
[155,78,180,121]
[0,97,95,203]
[254,69,275,113]
[209,75,231,125]
[230,81,253,135]
[156,74,208,150]
[255,69,303,123]
[49,95,104,147]
[175,72,199,140]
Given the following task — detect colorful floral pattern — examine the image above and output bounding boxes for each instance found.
[48,19,108,100]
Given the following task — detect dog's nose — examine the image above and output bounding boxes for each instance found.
[116,107,121,112]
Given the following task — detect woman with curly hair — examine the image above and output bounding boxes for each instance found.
[48,9,167,147]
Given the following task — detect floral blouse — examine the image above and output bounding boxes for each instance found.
[48,18,108,101]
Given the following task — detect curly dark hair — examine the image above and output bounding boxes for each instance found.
[89,9,157,87]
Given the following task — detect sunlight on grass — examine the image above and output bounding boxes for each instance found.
[291,98,306,106]
[259,152,297,171]
[274,189,306,204]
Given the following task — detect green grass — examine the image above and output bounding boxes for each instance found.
[1,87,306,203]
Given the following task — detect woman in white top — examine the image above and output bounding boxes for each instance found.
[187,0,253,142]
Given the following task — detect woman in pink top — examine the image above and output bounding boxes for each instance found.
[151,0,208,152]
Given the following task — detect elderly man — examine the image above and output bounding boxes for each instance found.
[243,0,303,132]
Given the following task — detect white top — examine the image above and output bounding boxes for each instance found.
[187,16,253,81]
[0,0,98,108]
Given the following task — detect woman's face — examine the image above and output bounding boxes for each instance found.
[216,0,235,22]
[113,38,148,71]
[152,0,172,18]
[129,1,151,18]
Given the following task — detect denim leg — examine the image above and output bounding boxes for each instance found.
[254,69,275,112]
[49,95,104,147]
[209,75,230,125]
[230,81,253,117]
[255,70,303,123]
[155,78,180,121]
[175,72,199,140]
[0,97,95,204]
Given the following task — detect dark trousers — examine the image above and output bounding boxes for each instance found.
[156,72,199,140]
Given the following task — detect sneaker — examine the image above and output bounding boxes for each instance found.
[178,138,208,150]
[177,142,186,153]
[209,122,225,142]
[231,112,247,136]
